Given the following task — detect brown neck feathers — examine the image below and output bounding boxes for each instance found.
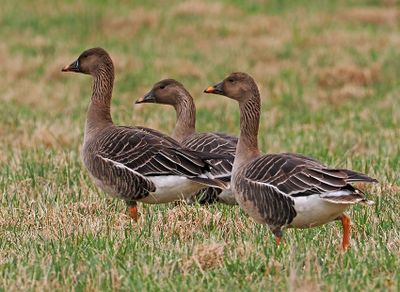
[173,89,196,142]
[234,87,261,170]
[86,61,114,137]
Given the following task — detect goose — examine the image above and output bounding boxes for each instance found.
[135,79,237,205]
[61,47,227,221]
[204,72,377,250]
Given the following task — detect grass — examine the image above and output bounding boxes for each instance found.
[0,0,399,290]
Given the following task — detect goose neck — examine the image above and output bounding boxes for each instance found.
[233,94,261,171]
[173,92,196,142]
[85,65,114,140]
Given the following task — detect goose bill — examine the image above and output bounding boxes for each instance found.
[204,82,224,94]
[135,91,155,104]
[61,59,80,72]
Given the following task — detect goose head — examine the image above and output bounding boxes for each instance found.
[204,72,257,102]
[62,47,112,75]
[136,79,187,105]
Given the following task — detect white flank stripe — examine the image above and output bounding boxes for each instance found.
[244,177,291,198]
[97,155,148,181]
[320,190,352,197]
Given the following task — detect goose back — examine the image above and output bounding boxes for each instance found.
[183,132,236,180]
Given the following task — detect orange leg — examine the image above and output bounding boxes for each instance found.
[272,228,283,246]
[340,214,351,251]
[127,204,138,222]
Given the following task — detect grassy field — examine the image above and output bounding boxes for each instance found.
[1,0,399,290]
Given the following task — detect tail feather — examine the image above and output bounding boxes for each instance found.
[189,177,229,190]
[322,195,374,205]
[321,187,374,205]
[342,169,378,183]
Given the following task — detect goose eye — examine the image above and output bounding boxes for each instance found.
[159,85,166,89]
[228,79,234,83]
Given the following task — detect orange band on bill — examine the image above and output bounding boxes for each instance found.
[61,64,70,72]
[204,86,215,93]
[136,96,145,103]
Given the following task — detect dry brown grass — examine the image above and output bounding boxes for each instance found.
[318,64,380,89]
[339,7,399,26]
[181,242,226,272]
[103,8,160,38]
[289,258,322,292]
[172,1,229,17]
[1,118,81,152]
[148,204,247,242]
